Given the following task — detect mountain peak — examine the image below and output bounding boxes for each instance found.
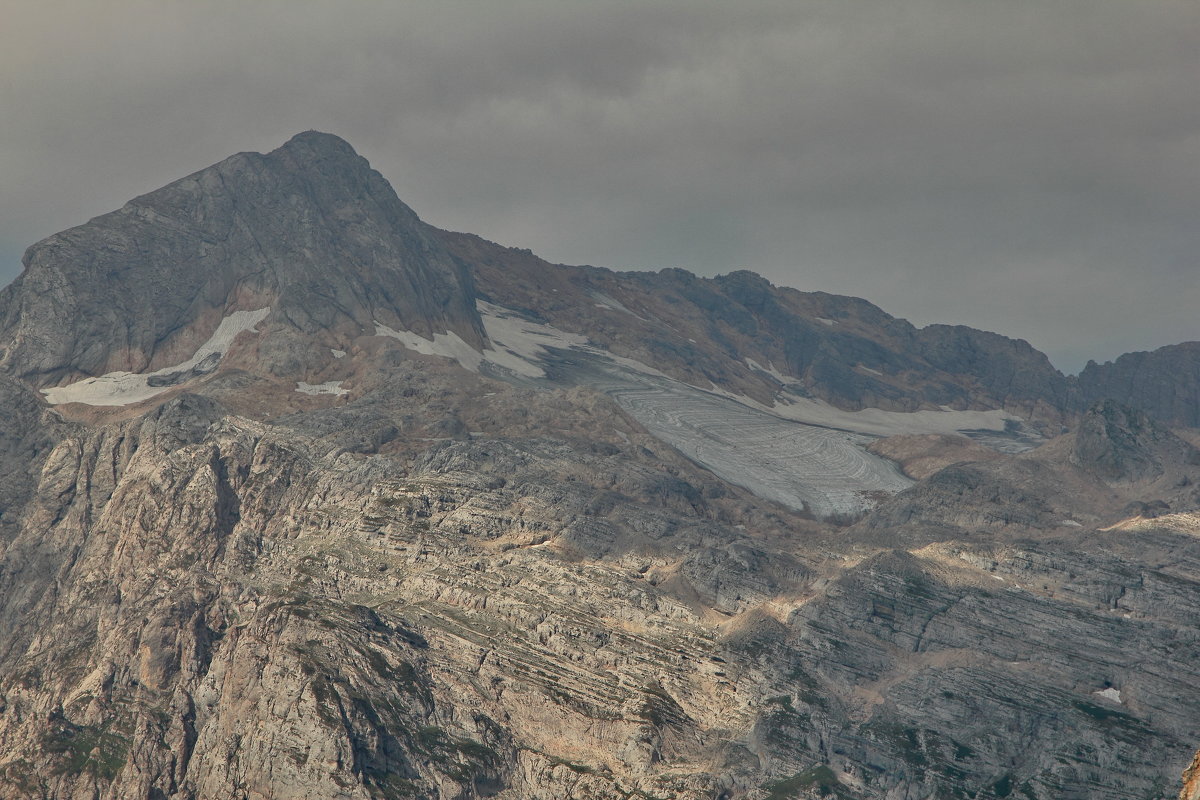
[0,132,483,386]
[260,129,376,184]
[278,129,358,154]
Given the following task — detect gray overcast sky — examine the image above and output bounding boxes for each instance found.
[2,1,1197,373]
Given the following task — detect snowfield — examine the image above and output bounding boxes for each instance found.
[372,301,1042,518]
[46,299,1028,517]
[605,376,913,518]
[374,320,484,372]
[43,307,271,406]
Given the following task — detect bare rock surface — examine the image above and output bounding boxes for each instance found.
[0,131,482,387]
[1071,399,1200,483]
[1,133,1199,799]
[866,433,1003,480]
[1078,343,1200,429]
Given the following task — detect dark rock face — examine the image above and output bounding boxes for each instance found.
[1071,400,1199,482]
[1077,343,1200,428]
[0,376,59,546]
[0,131,482,385]
[451,230,1200,430]
[915,324,1070,413]
[449,234,1076,418]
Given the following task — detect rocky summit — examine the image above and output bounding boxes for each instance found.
[0,132,1198,799]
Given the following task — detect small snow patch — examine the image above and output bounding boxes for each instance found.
[589,291,646,320]
[816,317,836,326]
[1094,687,1122,704]
[330,349,346,359]
[745,358,792,383]
[296,380,348,396]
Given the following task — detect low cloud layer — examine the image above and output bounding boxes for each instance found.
[2,1,1197,372]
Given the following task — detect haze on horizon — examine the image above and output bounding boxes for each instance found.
[2,0,1197,374]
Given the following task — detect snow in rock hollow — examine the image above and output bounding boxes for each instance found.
[296,380,349,396]
[374,320,484,372]
[42,307,271,406]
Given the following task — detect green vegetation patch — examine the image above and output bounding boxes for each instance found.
[764,765,855,799]
[412,725,499,784]
[42,720,130,781]
[546,755,595,775]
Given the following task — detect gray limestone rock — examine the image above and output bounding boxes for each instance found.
[1078,343,1200,428]
[0,131,482,386]
[1071,399,1199,482]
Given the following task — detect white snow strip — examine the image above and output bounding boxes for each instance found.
[43,307,271,406]
[816,317,836,326]
[761,394,1016,437]
[296,380,348,396]
[330,349,346,359]
[588,291,641,318]
[375,304,600,379]
[745,357,793,384]
[374,321,484,372]
[1094,687,1122,703]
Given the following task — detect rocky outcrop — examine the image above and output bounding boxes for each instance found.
[1183,750,1200,800]
[914,323,1070,417]
[1078,343,1200,428]
[0,376,59,545]
[0,131,483,386]
[445,232,1085,426]
[866,433,1003,480]
[1071,399,1200,482]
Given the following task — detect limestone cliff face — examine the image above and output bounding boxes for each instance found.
[1182,751,1200,800]
[4,379,1200,799]
[2,133,1200,799]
